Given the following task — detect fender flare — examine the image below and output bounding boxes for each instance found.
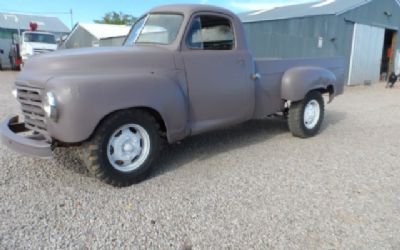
[281,66,336,102]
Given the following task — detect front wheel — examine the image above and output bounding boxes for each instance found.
[288,91,325,138]
[79,110,161,186]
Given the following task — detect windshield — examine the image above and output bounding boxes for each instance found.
[124,13,183,45]
[24,33,56,44]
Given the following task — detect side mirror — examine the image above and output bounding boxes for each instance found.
[0,49,3,54]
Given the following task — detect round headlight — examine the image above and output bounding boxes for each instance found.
[43,91,58,121]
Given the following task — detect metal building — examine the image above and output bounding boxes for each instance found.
[99,36,127,47]
[59,23,130,49]
[239,0,400,85]
[0,12,69,69]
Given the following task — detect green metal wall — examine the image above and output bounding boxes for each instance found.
[243,15,355,82]
[243,15,353,59]
[242,0,400,83]
[342,0,400,75]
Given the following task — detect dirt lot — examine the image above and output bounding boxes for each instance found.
[0,71,399,249]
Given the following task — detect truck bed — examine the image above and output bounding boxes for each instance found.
[253,57,345,117]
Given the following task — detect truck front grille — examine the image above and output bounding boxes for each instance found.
[16,85,49,137]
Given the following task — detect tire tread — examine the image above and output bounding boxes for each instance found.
[79,109,160,187]
[288,91,325,138]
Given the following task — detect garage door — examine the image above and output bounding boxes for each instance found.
[348,24,385,85]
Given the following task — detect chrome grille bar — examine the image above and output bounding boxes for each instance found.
[15,84,49,138]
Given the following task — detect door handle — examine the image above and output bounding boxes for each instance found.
[251,73,261,81]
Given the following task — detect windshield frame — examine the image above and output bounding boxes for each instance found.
[124,12,185,47]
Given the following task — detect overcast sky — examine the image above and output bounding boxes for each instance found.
[0,0,317,29]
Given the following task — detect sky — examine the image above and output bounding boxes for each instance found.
[0,0,317,29]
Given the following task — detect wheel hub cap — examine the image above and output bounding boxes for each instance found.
[303,100,321,129]
[123,142,134,153]
[107,124,151,172]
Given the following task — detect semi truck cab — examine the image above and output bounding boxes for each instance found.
[19,31,58,62]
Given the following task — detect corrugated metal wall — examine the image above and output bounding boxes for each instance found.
[341,0,400,82]
[348,24,385,85]
[60,27,97,49]
[243,15,353,59]
[0,28,15,68]
[243,15,354,82]
[242,0,400,85]
[0,37,12,68]
[99,36,126,47]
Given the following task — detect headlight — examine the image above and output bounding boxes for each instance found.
[43,91,58,121]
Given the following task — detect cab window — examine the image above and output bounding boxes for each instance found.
[187,15,234,50]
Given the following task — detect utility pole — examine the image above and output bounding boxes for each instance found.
[70,9,74,29]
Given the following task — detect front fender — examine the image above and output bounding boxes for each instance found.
[281,66,336,102]
[45,72,188,143]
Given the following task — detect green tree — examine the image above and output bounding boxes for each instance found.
[94,11,136,25]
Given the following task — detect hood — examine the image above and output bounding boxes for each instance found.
[16,46,176,88]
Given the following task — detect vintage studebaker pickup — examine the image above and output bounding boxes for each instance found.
[1,4,345,186]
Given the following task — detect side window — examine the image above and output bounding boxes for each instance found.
[187,15,234,50]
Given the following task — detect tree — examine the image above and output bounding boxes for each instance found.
[94,12,137,25]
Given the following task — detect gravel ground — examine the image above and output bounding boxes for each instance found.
[1,70,400,249]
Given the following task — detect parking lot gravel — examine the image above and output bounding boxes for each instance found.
[1,71,400,249]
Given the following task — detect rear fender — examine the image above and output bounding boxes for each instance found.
[281,66,336,102]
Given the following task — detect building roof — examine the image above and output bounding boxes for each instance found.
[0,12,69,32]
[76,23,131,40]
[239,0,377,22]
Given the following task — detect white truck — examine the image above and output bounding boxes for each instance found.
[10,31,58,70]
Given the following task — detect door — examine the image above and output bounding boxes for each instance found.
[348,24,385,85]
[181,14,254,134]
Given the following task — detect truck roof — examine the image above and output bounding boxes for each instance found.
[149,4,235,17]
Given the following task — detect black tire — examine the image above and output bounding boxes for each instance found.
[288,91,325,138]
[79,110,161,187]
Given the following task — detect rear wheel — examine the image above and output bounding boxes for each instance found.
[79,110,161,186]
[288,91,325,138]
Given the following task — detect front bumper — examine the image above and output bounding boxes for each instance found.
[0,116,53,159]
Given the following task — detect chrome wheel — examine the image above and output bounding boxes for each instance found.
[303,99,321,129]
[107,124,151,172]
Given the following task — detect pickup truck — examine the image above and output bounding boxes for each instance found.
[0,4,345,186]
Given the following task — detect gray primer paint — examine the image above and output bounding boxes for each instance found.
[1,4,345,158]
